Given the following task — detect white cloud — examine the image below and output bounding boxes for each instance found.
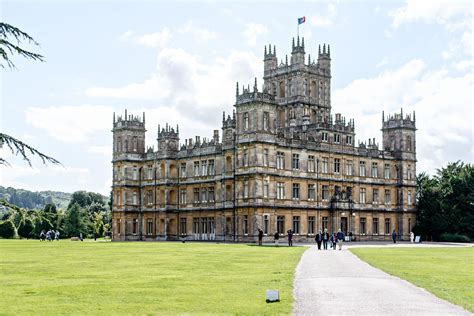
[87,145,112,156]
[243,22,268,46]
[375,57,389,68]
[178,21,217,42]
[135,28,172,48]
[391,0,472,28]
[333,59,473,175]
[25,105,112,143]
[309,3,338,28]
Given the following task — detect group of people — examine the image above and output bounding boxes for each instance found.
[39,229,60,241]
[314,229,346,250]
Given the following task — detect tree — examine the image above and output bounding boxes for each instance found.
[18,218,34,238]
[0,22,60,167]
[0,220,15,238]
[64,203,86,237]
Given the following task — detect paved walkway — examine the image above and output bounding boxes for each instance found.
[293,245,471,315]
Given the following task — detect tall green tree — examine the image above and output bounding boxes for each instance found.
[64,203,86,237]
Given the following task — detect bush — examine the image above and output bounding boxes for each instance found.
[0,220,16,238]
[439,233,471,243]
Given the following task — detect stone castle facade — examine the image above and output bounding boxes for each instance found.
[111,36,417,242]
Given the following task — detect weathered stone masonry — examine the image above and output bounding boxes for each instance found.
[111,36,417,242]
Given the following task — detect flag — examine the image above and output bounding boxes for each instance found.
[298,16,306,25]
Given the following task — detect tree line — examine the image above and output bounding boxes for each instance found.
[414,161,473,242]
[0,191,111,239]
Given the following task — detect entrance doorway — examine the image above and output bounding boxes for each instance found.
[340,217,348,235]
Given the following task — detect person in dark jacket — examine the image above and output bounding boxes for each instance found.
[332,232,337,250]
[392,230,397,243]
[336,229,345,250]
[323,229,329,250]
[315,230,323,250]
[258,228,264,246]
[274,232,280,246]
[287,229,293,246]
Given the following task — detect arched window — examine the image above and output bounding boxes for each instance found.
[407,136,412,152]
[124,139,128,152]
[279,81,285,98]
[132,137,138,152]
[244,112,249,130]
[288,79,293,96]
[117,137,122,152]
[310,81,317,98]
[272,82,277,96]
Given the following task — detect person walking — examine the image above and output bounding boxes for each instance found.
[287,229,293,247]
[336,229,345,250]
[274,232,279,247]
[79,233,83,242]
[55,230,60,241]
[315,230,323,250]
[257,228,263,246]
[392,230,397,243]
[323,229,329,250]
[410,231,414,243]
[332,232,337,250]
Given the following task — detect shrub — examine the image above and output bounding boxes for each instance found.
[439,233,471,243]
[0,220,16,238]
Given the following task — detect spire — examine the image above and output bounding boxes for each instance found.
[297,35,300,47]
[273,45,276,56]
[308,54,311,65]
[328,45,330,56]
[125,109,127,121]
[400,107,403,117]
[382,111,384,123]
[143,112,145,124]
[236,82,239,96]
[223,111,225,124]
[264,45,267,56]
[254,77,258,92]
[176,124,179,133]
[113,112,115,124]
[318,44,321,55]
[285,54,288,65]
[269,44,272,54]
[413,110,416,122]
[302,37,305,48]
[292,37,295,48]
[323,44,326,54]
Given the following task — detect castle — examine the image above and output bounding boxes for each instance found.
[111,36,417,242]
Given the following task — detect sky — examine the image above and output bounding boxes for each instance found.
[0,0,472,195]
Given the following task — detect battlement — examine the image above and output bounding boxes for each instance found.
[157,124,179,140]
[382,109,416,130]
[235,78,275,105]
[222,111,236,128]
[113,109,145,130]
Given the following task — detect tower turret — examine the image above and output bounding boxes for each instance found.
[382,109,416,160]
[263,44,277,73]
[318,43,331,74]
[157,123,179,156]
[291,36,305,65]
[112,109,146,157]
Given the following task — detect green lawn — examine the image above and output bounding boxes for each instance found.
[0,240,305,315]
[351,247,474,312]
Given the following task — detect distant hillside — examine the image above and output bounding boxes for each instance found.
[0,186,107,210]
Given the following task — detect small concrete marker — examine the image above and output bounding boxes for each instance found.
[266,289,280,303]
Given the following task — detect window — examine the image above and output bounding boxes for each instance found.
[132,218,138,234]
[193,188,200,204]
[384,164,390,179]
[279,81,285,98]
[194,161,200,176]
[372,162,378,178]
[277,182,285,199]
[346,135,352,145]
[384,189,391,204]
[244,112,249,130]
[263,149,269,166]
[292,154,300,170]
[293,216,300,234]
[147,220,153,235]
[147,190,153,206]
[334,158,341,174]
[408,191,412,205]
[208,160,215,175]
[243,215,249,235]
[359,188,366,203]
[180,189,186,204]
[360,218,366,234]
[322,132,328,142]
[132,192,138,205]
[201,188,207,203]
[276,152,285,169]
[373,189,379,204]
[208,187,215,202]
[132,136,138,152]
[277,216,285,234]
[123,166,127,179]
[263,180,269,198]
[117,137,122,152]
[292,183,300,200]
[308,216,315,234]
[180,218,187,235]
[263,112,269,130]
[407,164,412,180]
[359,161,366,177]
[334,134,341,143]
[263,215,269,235]
[322,157,329,173]
[407,136,412,151]
[179,163,186,178]
[147,167,153,179]
[117,220,121,235]
[193,218,199,234]
[373,218,379,235]
[308,155,315,172]
[308,184,315,201]
[243,149,248,167]
[322,185,329,200]
[385,218,391,234]
[346,160,353,176]
[243,180,249,198]
[201,161,207,176]
[322,217,328,231]
[133,167,138,180]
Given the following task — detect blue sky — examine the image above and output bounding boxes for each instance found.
[1,0,472,195]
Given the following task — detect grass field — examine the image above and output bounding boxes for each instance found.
[351,247,474,312]
[0,240,305,315]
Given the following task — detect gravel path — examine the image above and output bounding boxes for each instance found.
[293,246,471,315]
